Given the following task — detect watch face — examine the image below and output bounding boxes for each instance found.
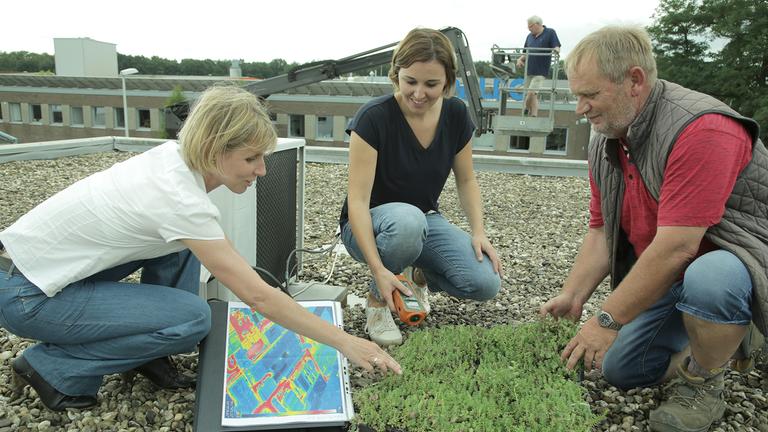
[598,311,612,327]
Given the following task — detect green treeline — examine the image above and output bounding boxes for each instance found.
[648,0,768,141]
[0,51,300,79]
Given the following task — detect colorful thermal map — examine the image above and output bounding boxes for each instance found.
[223,304,345,420]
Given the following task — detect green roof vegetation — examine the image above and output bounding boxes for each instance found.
[352,320,602,432]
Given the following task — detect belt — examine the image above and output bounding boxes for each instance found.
[0,254,22,276]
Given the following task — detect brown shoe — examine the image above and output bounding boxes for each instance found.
[649,357,725,432]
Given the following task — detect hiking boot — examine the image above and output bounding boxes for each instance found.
[649,357,725,432]
[403,266,430,314]
[365,303,402,346]
[732,322,764,373]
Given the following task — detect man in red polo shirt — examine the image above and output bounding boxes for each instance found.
[540,26,768,432]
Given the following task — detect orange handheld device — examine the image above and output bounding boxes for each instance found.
[393,275,427,326]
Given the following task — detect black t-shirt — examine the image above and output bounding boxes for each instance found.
[339,94,475,224]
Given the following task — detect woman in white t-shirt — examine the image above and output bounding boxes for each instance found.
[0,85,400,412]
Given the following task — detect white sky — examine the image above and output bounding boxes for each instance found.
[5,0,660,65]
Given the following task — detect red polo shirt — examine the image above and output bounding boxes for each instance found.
[589,113,753,260]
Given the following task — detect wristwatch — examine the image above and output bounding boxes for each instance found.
[597,310,623,331]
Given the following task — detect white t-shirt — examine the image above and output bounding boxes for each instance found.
[0,142,225,296]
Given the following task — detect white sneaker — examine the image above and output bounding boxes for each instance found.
[365,304,402,346]
[404,266,430,314]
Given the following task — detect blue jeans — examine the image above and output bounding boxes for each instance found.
[602,250,753,389]
[341,202,500,301]
[0,250,211,396]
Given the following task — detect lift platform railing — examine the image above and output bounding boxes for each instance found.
[489,46,560,137]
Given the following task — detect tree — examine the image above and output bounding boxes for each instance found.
[648,0,768,140]
[0,51,54,73]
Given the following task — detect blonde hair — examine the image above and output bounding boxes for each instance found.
[388,27,457,97]
[566,25,657,85]
[178,84,277,175]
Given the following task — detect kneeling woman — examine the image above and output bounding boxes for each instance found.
[0,85,399,411]
[341,28,503,346]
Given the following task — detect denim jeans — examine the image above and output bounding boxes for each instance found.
[0,249,211,396]
[341,202,500,301]
[602,249,753,389]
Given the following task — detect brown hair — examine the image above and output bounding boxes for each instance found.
[387,28,457,96]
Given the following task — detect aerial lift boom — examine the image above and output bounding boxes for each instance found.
[164,27,493,137]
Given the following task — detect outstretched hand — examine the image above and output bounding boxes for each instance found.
[340,334,402,375]
[539,292,584,321]
[560,316,617,371]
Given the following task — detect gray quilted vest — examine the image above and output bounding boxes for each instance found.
[588,79,768,335]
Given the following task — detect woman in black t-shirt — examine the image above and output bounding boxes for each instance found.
[340,28,502,346]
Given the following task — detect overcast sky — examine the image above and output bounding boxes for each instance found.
[5,0,660,65]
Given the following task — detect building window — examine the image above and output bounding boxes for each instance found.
[92,107,106,127]
[316,115,333,141]
[138,109,151,129]
[289,114,304,137]
[508,135,530,152]
[545,127,568,154]
[30,104,43,123]
[71,106,84,126]
[50,105,63,124]
[9,103,22,122]
[115,107,126,129]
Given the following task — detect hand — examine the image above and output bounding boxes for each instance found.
[340,334,402,375]
[471,234,503,278]
[372,268,412,312]
[561,317,618,371]
[539,292,584,321]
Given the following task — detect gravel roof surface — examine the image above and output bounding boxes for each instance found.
[0,151,766,432]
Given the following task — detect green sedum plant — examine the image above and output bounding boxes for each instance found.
[352,320,602,432]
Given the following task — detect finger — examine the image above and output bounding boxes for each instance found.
[584,351,596,371]
[593,351,605,371]
[561,338,577,361]
[380,290,396,312]
[359,357,374,372]
[395,279,412,297]
[539,305,554,318]
[566,345,585,370]
[474,244,483,261]
[388,359,402,375]
[381,355,402,375]
[484,247,502,274]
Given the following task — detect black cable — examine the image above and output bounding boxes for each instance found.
[207,265,287,293]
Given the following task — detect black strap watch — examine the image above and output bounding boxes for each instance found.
[597,310,623,331]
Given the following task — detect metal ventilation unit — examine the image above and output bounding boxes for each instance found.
[203,138,305,300]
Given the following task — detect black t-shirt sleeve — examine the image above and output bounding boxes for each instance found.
[346,98,387,151]
[451,98,475,154]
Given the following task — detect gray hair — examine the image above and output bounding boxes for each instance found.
[527,16,543,25]
[566,25,658,85]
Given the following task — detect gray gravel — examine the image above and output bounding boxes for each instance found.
[0,150,766,431]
